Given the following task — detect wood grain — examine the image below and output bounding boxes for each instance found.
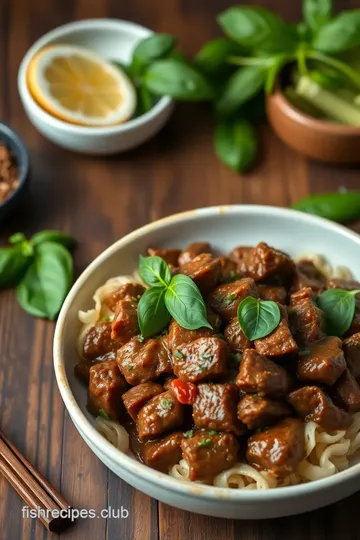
[1,0,360,539]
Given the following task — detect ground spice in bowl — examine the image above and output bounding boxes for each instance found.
[0,141,19,203]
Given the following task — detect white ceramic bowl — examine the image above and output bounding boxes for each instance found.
[18,19,173,154]
[54,205,360,519]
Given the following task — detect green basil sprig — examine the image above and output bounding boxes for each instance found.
[303,0,332,33]
[131,33,177,76]
[237,296,281,340]
[0,230,76,320]
[317,288,360,336]
[137,256,212,338]
[215,119,257,173]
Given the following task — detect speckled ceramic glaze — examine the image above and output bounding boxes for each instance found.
[54,205,360,519]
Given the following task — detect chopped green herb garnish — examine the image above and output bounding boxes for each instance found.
[127,365,135,371]
[131,296,139,303]
[298,348,311,357]
[175,349,184,359]
[102,315,111,323]
[160,398,173,410]
[201,352,213,360]
[98,409,109,420]
[231,353,241,365]
[198,438,211,448]
[227,292,237,302]
[208,430,218,435]
[137,335,145,343]
[184,430,194,439]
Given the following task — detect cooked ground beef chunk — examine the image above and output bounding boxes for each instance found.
[117,336,171,385]
[142,432,183,473]
[247,418,305,477]
[79,239,359,482]
[343,333,360,380]
[237,394,291,429]
[208,278,258,322]
[147,247,181,267]
[192,383,245,435]
[88,359,127,420]
[254,305,298,357]
[224,318,252,353]
[218,256,239,282]
[288,386,352,430]
[246,242,295,283]
[178,242,211,266]
[181,430,239,481]
[173,337,228,383]
[289,294,325,345]
[229,246,254,274]
[258,285,287,304]
[122,382,164,421]
[292,260,326,293]
[111,298,140,344]
[179,253,221,294]
[332,369,360,413]
[297,336,346,386]
[83,322,120,361]
[103,283,145,311]
[136,391,184,440]
[236,349,291,398]
[168,319,213,352]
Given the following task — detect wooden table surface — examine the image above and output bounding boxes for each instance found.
[1,0,360,538]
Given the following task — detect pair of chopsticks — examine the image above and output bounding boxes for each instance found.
[0,429,74,533]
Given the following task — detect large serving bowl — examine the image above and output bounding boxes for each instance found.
[54,205,360,520]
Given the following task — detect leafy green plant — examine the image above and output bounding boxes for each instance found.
[137,256,211,337]
[114,0,360,173]
[317,288,360,336]
[237,296,281,340]
[0,230,76,320]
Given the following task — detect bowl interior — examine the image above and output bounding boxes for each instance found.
[41,20,150,64]
[56,206,360,496]
[0,123,29,210]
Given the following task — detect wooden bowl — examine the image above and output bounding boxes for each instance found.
[266,83,360,164]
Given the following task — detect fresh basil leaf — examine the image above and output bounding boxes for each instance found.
[214,119,257,173]
[132,34,177,75]
[313,11,360,53]
[165,274,212,331]
[317,288,360,336]
[194,38,244,73]
[16,242,73,320]
[135,85,155,117]
[138,255,172,287]
[143,59,214,101]
[303,0,332,33]
[237,296,281,340]
[137,287,171,338]
[0,247,31,288]
[218,6,298,53]
[9,232,27,245]
[31,230,77,249]
[216,66,267,117]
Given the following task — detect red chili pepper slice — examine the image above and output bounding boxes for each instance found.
[170,379,197,405]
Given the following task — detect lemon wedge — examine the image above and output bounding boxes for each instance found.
[26,45,136,126]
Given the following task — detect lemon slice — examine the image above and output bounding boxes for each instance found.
[27,45,136,126]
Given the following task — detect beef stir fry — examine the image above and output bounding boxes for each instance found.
[76,242,360,484]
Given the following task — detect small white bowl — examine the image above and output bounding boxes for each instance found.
[18,19,173,154]
[54,205,360,520]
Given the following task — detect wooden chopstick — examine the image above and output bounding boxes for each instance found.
[0,430,74,533]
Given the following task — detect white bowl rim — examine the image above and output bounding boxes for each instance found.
[54,204,360,502]
[17,18,172,136]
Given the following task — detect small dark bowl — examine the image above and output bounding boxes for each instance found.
[0,122,30,223]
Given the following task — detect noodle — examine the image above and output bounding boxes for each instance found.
[95,416,130,453]
[78,253,360,490]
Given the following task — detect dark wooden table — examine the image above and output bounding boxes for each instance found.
[1,0,360,538]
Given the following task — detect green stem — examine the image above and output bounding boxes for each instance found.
[306,51,360,90]
[227,56,274,67]
[296,45,308,76]
[296,76,360,125]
